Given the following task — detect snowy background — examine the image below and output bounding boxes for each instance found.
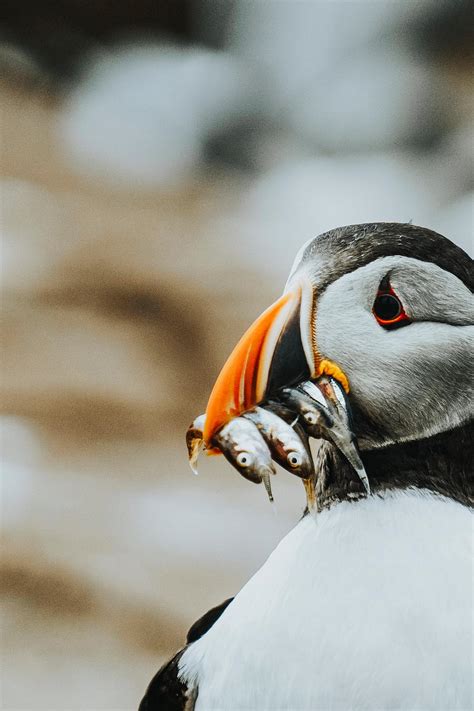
[1,1,472,708]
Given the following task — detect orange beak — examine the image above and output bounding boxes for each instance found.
[203,278,317,445]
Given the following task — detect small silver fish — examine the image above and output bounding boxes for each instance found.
[214,417,276,502]
[279,384,333,437]
[186,414,276,502]
[280,377,370,495]
[243,406,314,479]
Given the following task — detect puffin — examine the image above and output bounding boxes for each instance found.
[140,223,473,711]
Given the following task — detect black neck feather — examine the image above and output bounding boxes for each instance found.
[314,419,474,511]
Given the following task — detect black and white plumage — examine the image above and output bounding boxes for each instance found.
[139,599,233,711]
[140,223,473,711]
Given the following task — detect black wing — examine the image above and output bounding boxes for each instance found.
[138,598,234,711]
[139,650,190,711]
[185,597,233,643]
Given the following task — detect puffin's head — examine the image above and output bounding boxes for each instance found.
[204,223,474,450]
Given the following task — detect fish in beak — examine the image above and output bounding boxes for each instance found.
[280,378,370,495]
[243,406,314,480]
[187,414,276,502]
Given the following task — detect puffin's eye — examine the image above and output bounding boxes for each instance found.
[374,294,401,320]
[236,452,251,467]
[373,281,410,329]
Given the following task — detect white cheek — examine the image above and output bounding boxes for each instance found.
[324,334,472,447]
[314,261,474,444]
[314,258,409,387]
[316,298,378,376]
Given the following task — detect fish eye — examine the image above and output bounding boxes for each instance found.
[236,452,251,467]
[373,280,410,329]
[304,412,317,425]
[287,452,302,468]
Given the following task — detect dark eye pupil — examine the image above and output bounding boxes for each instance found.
[374,294,401,321]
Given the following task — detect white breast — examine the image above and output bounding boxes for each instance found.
[180,490,473,710]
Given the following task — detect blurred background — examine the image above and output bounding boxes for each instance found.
[1,1,472,708]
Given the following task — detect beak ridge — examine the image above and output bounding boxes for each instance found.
[204,285,310,444]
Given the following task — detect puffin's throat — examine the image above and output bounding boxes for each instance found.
[312,420,474,511]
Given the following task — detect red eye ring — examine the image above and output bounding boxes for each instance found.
[373,282,410,328]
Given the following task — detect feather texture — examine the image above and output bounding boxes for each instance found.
[180,490,473,710]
